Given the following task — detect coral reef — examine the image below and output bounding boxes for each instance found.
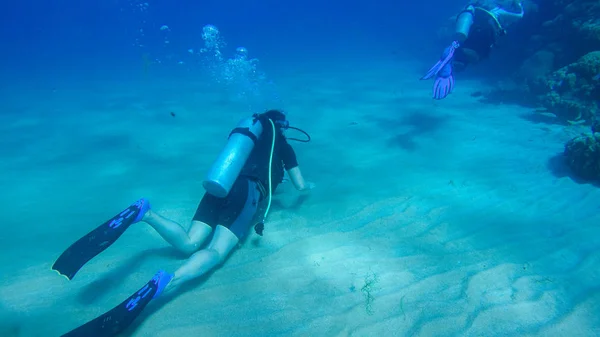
[484,0,600,123]
[564,120,600,180]
[530,51,600,122]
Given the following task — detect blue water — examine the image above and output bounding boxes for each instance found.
[1,0,500,82]
[2,1,600,336]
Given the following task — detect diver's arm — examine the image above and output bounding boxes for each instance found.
[280,139,313,192]
[287,166,313,191]
[499,2,524,18]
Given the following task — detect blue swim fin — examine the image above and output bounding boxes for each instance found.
[52,198,151,280]
[60,270,173,337]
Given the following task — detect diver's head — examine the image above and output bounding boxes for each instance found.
[499,0,522,11]
[490,1,524,29]
[257,109,289,130]
[255,109,311,143]
[473,0,523,15]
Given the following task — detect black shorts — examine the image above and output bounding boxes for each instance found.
[192,176,261,240]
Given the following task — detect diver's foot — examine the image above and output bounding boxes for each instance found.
[59,269,174,336]
[52,197,153,281]
[152,270,174,299]
[133,198,151,223]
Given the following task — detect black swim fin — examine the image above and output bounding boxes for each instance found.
[60,270,173,337]
[52,198,150,280]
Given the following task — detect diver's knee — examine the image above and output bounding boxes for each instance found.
[204,248,226,265]
[180,242,202,256]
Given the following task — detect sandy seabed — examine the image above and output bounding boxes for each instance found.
[1,60,599,337]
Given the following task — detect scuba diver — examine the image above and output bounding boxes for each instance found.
[52,109,313,336]
[420,0,525,99]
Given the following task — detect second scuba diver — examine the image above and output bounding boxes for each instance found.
[421,0,525,99]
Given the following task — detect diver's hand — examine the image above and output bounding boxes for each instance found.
[299,181,315,193]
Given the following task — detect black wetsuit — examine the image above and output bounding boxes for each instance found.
[454,3,505,69]
[192,120,298,239]
[240,122,299,194]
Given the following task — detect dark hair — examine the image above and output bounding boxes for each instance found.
[257,109,288,129]
[261,109,286,122]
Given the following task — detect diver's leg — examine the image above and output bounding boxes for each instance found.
[140,191,223,255]
[142,211,213,256]
[165,178,260,293]
[165,225,240,292]
[60,232,236,337]
[453,47,473,72]
[58,181,260,336]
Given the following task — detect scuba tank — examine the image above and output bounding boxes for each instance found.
[455,6,475,42]
[203,116,264,198]
[203,109,311,237]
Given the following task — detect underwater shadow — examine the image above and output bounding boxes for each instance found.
[269,193,310,212]
[546,152,600,187]
[372,109,448,151]
[518,111,564,125]
[76,247,182,305]
[124,243,343,336]
[0,305,20,337]
[475,88,538,107]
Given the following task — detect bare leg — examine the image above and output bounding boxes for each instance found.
[142,210,212,255]
[164,225,239,293]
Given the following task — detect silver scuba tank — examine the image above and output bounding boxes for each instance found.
[455,7,475,42]
[203,116,264,198]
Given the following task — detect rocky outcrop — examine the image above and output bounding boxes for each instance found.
[564,120,600,180]
[485,0,600,123]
